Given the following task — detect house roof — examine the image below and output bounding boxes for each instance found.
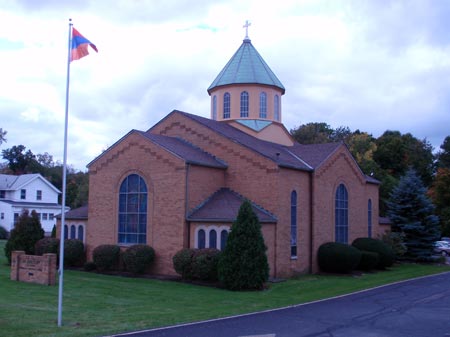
[56,205,88,220]
[0,173,61,193]
[207,38,285,94]
[187,188,277,223]
[0,200,61,208]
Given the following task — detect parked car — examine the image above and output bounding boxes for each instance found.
[441,237,450,243]
[434,241,450,256]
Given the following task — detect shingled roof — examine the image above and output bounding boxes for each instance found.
[207,38,285,94]
[187,188,277,223]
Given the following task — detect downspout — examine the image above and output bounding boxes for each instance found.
[309,170,314,274]
[185,163,190,248]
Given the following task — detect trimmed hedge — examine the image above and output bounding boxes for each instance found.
[173,248,196,279]
[122,244,155,274]
[35,237,60,256]
[93,244,120,271]
[352,237,395,269]
[64,239,85,267]
[191,248,221,281]
[318,242,362,273]
[83,261,97,271]
[357,250,379,271]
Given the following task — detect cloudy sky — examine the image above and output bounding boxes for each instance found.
[0,0,449,171]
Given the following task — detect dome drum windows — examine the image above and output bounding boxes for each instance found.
[240,91,249,117]
[259,92,267,118]
[223,93,230,119]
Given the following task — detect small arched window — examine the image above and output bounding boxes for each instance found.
[259,92,267,118]
[220,230,228,250]
[212,95,217,120]
[209,229,217,249]
[291,190,297,257]
[78,225,84,242]
[198,229,206,249]
[368,199,372,238]
[223,93,230,119]
[335,184,348,244]
[118,174,147,244]
[274,95,280,121]
[240,91,249,117]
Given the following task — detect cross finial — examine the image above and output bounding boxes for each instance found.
[243,20,251,40]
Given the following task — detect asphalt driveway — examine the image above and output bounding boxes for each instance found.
[111,271,450,337]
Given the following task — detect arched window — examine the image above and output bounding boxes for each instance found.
[223,93,230,119]
[118,174,147,244]
[335,184,348,243]
[198,229,206,249]
[274,95,280,121]
[70,225,76,239]
[209,229,217,249]
[78,225,84,242]
[368,199,372,238]
[212,95,217,120]
[291,190,297,257]
[64,225,68,240]
[240,91,249,117]
[220,230,228,250]
[259,92,267,118]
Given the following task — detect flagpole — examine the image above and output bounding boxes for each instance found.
[58,18,72,327]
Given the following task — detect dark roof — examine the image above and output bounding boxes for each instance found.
[208,39,285,94]
[289,142,342,169]
[187,188,277,223]
[56,205,88,219]
[0,200,60,208]
[379,217,392,225]
[137,131,227,168]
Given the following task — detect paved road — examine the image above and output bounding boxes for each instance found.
[112,272,450,337]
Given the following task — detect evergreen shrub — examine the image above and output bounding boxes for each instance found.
[352,237,394,269]
[357,250,379,271]
[64,239,85,267]
[0,226,8,239]
[318,242,361,273]
[4,210,44,264]
[218,200,269,290]
[191,248,220,281]
[51,225,56,238]
[93,244,120,271]
[35,237,59,256]
[173,248,195,279]
[83,261,97,271]
[122,244,155,274]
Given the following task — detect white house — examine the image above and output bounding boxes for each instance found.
[0,174,67,235]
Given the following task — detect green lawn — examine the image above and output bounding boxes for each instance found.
[1,239,449,337]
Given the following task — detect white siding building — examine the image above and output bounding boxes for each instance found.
[0,174,68,234]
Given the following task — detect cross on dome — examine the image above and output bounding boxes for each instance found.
[243,20,251,40]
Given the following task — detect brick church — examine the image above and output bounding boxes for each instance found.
[83,33,385,278]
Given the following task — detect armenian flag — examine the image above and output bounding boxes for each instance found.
[71,27,98,61]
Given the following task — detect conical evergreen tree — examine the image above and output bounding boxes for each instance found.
[218,200,269,290]
[387,168,440,261]
[4,210,44,264]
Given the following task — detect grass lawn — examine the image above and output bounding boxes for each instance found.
[1,240,449,337]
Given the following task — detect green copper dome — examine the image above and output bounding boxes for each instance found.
[207,38,285,94]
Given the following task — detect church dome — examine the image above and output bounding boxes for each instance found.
[207,38,285,94]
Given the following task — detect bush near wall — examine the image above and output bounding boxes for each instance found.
[64,239,85,267]
[35,237,60,256]
[352,237,395,269]
[122,244,155,274]
[318,242,362,274]
[357,250,380,271]
[172,248,220,281]
[93,244,120,271]
[173,248,196,279]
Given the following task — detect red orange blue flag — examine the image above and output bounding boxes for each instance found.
[71,27,98,62]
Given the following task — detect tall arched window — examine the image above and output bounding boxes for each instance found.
[368,199,372,238]
[259,92,267,118]
[64,225,68,240]
[198,229,206,249]
[212,95,217,120]
[291,190,297,257]
[274,95,280,121]
[209,229,217,249]
[240,91,249,117]
[220,230,228,250]
[223,93,230,119]
[118,174,147,244]
[70,225,76,239]
[78,225,84,242]
[335,184,348,243]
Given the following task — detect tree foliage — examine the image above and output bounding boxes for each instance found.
[4,210,45,264]
[387,168,440,261]
[429,168,450,236]
[436,136,450,169]
[218,200,269,290]
[1,145,37,174]
[0,128,7,145]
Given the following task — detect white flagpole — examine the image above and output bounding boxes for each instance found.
[58,18,72,327]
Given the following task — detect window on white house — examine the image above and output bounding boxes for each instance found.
[0,213,4,220]
[20,189,26,200]
[42,213,48,221]
[0,190,5,199]
[36,190,42,200]
[49,213,54,220]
